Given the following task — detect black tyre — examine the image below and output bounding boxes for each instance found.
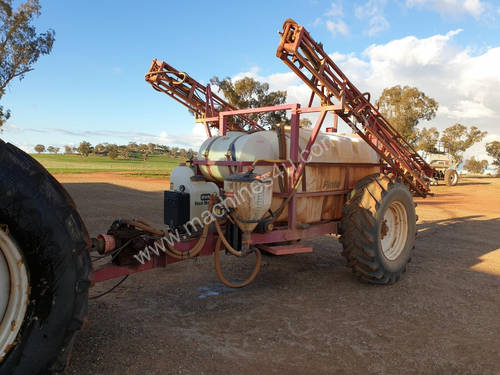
[0,141,91,375]
[444,169,458,186]
[339,173,416,284]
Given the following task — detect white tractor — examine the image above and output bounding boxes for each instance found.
[426,152,459,186]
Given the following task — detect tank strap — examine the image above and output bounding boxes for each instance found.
[225,134,245,175]
[276,126,288,193]
[203,136,220,181]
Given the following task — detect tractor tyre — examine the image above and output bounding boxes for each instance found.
[444,169,458,186]
[0,140,91,375]
[339,173,416,284]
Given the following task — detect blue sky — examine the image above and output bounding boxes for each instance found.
[2,0,500,162]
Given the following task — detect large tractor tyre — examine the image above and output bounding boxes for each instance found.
[444,169,458,186]
[0,141,91,375]
[339,173,416,284]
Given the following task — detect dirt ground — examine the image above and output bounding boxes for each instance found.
[58,173,500,375]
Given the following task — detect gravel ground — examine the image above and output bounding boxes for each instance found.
[57,174,500,375]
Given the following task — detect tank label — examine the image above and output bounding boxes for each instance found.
[195,193,211,206]
[322,180,341,189]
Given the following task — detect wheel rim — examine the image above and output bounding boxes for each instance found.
[0,229,29,362]
[380,201,408,261]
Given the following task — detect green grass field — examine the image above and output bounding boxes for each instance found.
[31,154,180,176]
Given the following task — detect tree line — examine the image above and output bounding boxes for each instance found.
[34,141,197,160]
[376,85,499,174]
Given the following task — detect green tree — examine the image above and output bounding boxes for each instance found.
[128,142,138,152]
[485,141,500,168]
[108,150,118,159]
[104,143,118,154]
[300,118,312,128]
[0,0,55,129]
[147,143,156,154]
[94,143,107,155]
[376,85,438,144]
[463,157,488,174]
[179,148,187,159]
[160,145,171,155]
[34,143,44,153]
[186,148,194,160]
[210,76,287,129]
[170,146,179,158]
[440,124,487,166]
[415,127,440,153]
[47,145,59,153]
[64,145,72,154]
[77,141,91,157]
[118,146,130,159]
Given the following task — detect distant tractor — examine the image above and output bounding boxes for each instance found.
[0,20,437,374]
[426,152,459,186]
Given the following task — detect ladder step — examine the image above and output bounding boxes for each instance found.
[259,244,313,255]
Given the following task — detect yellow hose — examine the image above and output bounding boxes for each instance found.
[165,223,209,260]
[214,218,244,257]
[214,237,261,288]
[122,220,164,236]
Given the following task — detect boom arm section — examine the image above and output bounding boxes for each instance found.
[276,20,434,197]
[145,59,262,135]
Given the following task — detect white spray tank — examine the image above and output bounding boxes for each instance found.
[197,129,379,182]
[199,129,381,225]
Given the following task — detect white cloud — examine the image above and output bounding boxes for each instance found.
[228,29,500,162]
[355,0,389,36]
[326,19,350,36]
[316,2,350,38]
[160,124,207,149]
[325,2,344,17]
[440,100,496,119]
[406,0,486,19]
[1,123,19,132]
[312,17,322,27]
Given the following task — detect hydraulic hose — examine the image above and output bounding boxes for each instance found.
[122,219,164,236]
[214,237,261,288]
[214,218,244,257]
[121,219,208,260]
[164,223,209,260]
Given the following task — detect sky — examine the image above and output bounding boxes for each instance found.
[1,0,500,165]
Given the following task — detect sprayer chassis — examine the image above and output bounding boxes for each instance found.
[93,103,381,283]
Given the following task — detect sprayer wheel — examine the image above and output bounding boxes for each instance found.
[0,140,91,375]
[339,173,416,284]
[445,169,458,186]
